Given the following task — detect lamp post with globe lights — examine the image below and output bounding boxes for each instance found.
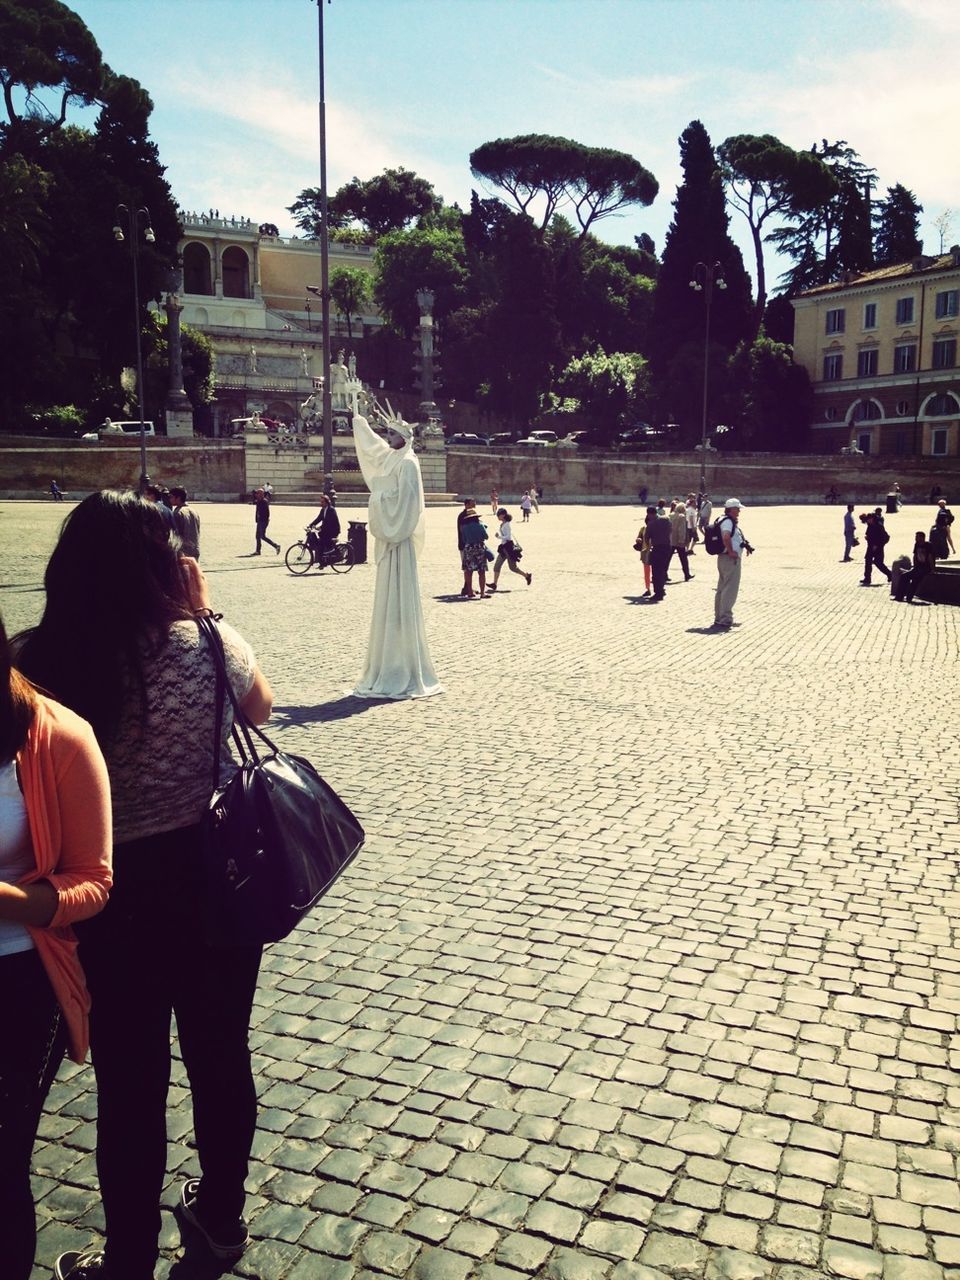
[689,261,726,497]
[113,203,155,491]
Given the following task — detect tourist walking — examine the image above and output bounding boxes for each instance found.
[529,485,540,514]
[842,502,857,562]
[458,504,490,598]
[934,498,955,555]
[685,494,699,550]
[648,504,673,602]
[520,491,533,522]
[670,500,694,582]
[713,498,753,628]
[0,614,112,1280]
[490,488,499,515]
[699,492,713,535]
[894,532,936,602]
[861,511,892,585]
[488,508,532,592]
[16,490,274,1280]
[253,487,279,555]
[636,507,655,597]
[169,487,200,559]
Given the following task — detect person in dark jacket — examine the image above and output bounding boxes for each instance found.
[253,489,279,555]
[894,532,936,602]
[306,494,340,562]
[648,507,673,601]
[861,512,891,585]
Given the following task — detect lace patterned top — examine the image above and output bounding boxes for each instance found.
[106,620,256,843]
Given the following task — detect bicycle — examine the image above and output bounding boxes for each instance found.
[285,530,355,575]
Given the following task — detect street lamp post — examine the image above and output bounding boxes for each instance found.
[315,0,333,475]
[689,261,726,497]
[113,203,155,491]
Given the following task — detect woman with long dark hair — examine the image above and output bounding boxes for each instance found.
[16,490,273,1280]
[0,612,112,1280]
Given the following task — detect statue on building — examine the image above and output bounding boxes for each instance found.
[300,348,309,377]
[248,345,258,374]
[330,351,349,410]
[348,351,357,379]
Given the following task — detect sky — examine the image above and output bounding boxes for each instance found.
[66,0,959,292]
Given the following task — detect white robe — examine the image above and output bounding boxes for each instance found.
[352,415,442,699]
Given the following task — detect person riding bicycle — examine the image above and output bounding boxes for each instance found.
[307,493,341,561]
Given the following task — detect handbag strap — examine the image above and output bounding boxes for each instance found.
[197,615,280,785]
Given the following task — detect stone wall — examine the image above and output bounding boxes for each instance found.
[243,431,449,497]
[446,448,960,505]
[0,438,245,500]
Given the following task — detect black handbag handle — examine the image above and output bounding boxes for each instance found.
[198,615,281,789]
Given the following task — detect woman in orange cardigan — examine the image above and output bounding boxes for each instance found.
[0,613,112,1280]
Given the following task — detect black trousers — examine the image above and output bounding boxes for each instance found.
[670,545,691,578]
[255,519,279,552]
[77,825,262,1280]
[863,545,891,582]
[0,949,68,1280]
[650,546,672,598]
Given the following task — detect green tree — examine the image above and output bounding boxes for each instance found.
[329,266,371,340]
[769,140,877,290]
[727,335,811,451]
[874,184,923,266]
[649,121,754,445]
[719,133,837,325]
[469,134,657,237]
[289,167,441,239]
[143,313,214,424]
[555,348,650,433]
[373,225,467,334]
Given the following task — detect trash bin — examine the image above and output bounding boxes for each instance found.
[348,520,368,564]
[885,494,899,514]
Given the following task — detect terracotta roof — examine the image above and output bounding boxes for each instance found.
[798,252,960,296]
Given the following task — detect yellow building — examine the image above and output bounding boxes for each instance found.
[791,250,960,458]
[176,211,379,434]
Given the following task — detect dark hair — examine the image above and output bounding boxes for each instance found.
[0,613,36,765]
[15,490,193,746]
[169,486,187,502]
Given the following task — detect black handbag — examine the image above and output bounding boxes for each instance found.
[198,615,364,946]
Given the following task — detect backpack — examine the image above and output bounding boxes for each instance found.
[703,518,727,556]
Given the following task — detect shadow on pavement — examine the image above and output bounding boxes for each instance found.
[272,696,396,725]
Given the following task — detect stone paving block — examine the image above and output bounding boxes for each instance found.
[637,1231,708,1276]
[412,1245,476,1280]
[495,1230,555,1272]
[822,1239,884,1279]
[758,1225,821,1266]
[524,1199,585,1243]
[358,1228,422,1275]
[470,1188,533,1231]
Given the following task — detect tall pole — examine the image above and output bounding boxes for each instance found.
[115,203,154,491]
[690,262,725,497]
[317,0,333,475]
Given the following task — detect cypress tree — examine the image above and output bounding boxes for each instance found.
[649,121,753,444]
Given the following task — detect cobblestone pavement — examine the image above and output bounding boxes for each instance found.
[3,497,959,1280]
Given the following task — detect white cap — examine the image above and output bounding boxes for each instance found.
[724,498,743,509]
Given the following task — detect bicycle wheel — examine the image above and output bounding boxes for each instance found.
[330,542,355,573]
[285,541,314,574]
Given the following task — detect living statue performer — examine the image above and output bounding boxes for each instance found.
[352,409,442,700]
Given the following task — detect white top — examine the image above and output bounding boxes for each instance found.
[0,759,35,955]
[685,504,697,528]
[497,520,514,543]
[720,515,745,556]
[700,499,713,522]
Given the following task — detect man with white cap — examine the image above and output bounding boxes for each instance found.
[714,498,753,629]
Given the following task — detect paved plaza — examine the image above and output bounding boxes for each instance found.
[2,496,959,1280]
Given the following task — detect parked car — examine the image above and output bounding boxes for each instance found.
[618,424,664,449]
[445,432,489,447]
[487,433,516,447]
[516,429,559,447]
[82,419,156,441]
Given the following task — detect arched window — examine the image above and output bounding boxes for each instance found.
[925,392,960,417]
[222,246,250,299]
[851,399,882,422]
[182,242,212,295]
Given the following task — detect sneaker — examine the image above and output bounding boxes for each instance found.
[684,574,695,581]
[526,573,533,586]
[55,1249,106,1279]
[178,1178,250,1259]
[641,590,651,598]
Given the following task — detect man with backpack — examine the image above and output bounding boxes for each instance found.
[707,498,753,629]
[861,511,892,586]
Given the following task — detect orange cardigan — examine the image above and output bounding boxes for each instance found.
[17,695,113,1061]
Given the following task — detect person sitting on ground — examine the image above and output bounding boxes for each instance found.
[894,532,936,602]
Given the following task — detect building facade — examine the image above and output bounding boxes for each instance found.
[792,250,960,458]
[175,211,379,435]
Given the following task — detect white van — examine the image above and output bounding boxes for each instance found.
[100,419,156,438]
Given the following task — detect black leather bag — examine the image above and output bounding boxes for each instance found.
[199,616,364,946]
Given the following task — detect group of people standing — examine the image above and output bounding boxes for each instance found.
[635,492,712,602]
